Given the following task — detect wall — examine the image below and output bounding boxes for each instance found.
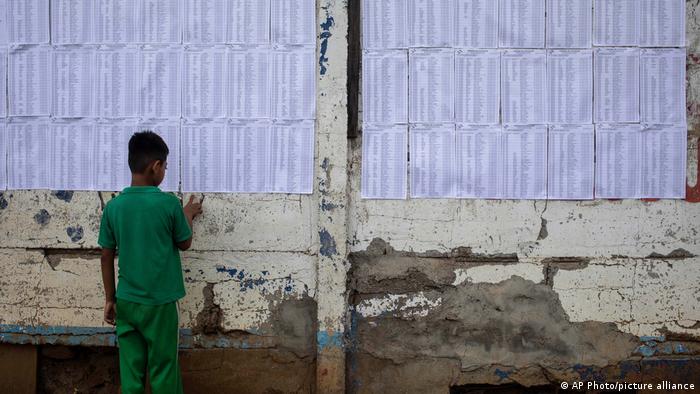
[2,1,700,393]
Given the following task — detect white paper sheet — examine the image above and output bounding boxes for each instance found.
[640,0,685,47]
[362,50,408,124]
[7,120,50,190]
[228,46,271,119]
[51,0,93,44]
[0,123,6,190]
[138,120,180,192]
[499,0,545,48]
[546,0,592,48]
[140,0,181,43]
[641,48,686,125]
[594,48,640,123]
[183,47,227,118]
[184,0,226,44]
[181,120,230,192]
[8,0,49,44]
[0,1,8,45]
[595,124,642,199]
[9,45,51,116]
[455,49,500,125]
[361,124,407,199]
[227,0,270,44]
[547,125,594,200]
[409,48,454,123]
[547,50,593,124]
[93,120,135,191]
[271,0,315,46]
[502,125,547,199]
[501,50,546,125]
[52,48,94,118]
[269,120,315,194]
[362,0,408,49]
[454,0,498,48]
[95,47,139,118]
[410,124,455,198]
[409,0,453,48]
[140,47,182,119]
[641,125,686,199]
[593,0,639,46]
[94,0,139,44]
[455,125,502,199]
[271,47,315,120]
[0,50,6,118]
[50,120,94,191]
[229,120,272,193]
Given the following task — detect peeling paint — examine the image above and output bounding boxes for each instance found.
[51,190,74,203]
[34,209,51,226]
[319,228,338,257]
[66,226,84,243]
[319,14,334,75]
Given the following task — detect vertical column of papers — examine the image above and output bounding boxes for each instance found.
[454,0,498,49]
[184,0,226,44]
[640,0,685,47]
[409,0,453,48]
[140,0,181,43]
[269,120,314,194]
[0,50,6,117]
[230,120,271,193]
[409,48,454,123]
[595,124,642,198]
[594,0,639,46]
[362,0,407,49]
[95,47,139,118]
[640,125,686,199]
[228,46,271,119]
[9,45,51,116]
[546,0,592,48]
[50,120,94,190]
[227,0,270,44]
[594,48,640,123]
[271,47,315,120]
[410,124,455,198]
[641,48,686,125]
[52,47,94,118]
[51,0,93,44]
[499,0,545,48]
[7,120,49,189]
[547,50,592,124]
[0,123,6,190]
[271,0,315,46]
[183,47,226,118]
[94,0,139,44]
[182,120,230,192]
[93,120,134,191]
[140,47,182,119]
[547,125,594,200]
[361,125,407,199]
[501,50,546,125]
[8,0,49,44]
[455,125,502,198]
[362,50,408,124]
[502,125,548,199]
[455,50,500,125]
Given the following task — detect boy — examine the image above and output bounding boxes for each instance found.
[99,130,203,394]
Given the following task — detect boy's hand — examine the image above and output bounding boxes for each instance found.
[104,300,116,326]
[183,195,204,220]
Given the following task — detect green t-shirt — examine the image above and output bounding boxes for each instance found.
[98,186,192,305]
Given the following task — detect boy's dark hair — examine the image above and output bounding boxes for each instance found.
[128,131,169,173]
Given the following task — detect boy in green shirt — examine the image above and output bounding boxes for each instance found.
[98,131,203,394]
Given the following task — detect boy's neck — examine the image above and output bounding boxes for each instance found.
[131,174,159,187]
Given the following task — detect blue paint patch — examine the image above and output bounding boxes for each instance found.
[34,209,51,226]
[66,225,84,242]
[637,344,656,357]
[52,190,74,202]
[494,368,511,381]
[216,265,238,277]
[321,198,339,211]
[319,14,334,75]
[572,364,605,382]
[0,192,8,209]
[640,335,665,342]
[317,330,343,350]
[319,228,338,257]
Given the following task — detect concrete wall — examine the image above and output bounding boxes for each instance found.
[1,1,700,393]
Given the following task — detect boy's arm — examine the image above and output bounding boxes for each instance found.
[100,248,117,325]
[176,195,204,251]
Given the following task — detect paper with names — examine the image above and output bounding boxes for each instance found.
[50,121,94,191]
[641,125,686,199]
[362,0,408,50]
[269,120,314,194]
[9,45,51,116]
[228,46,271,119]
[140,0,181,44]
[594,48,640,123]
[595,124,642,199]
[547,125,594,200]
[454,0,498,48]
[641,48,686,125]
[0,123,6,190]
[546,0,592,48]
[410,124,455,198]
[455,50,500,125]
[93,120,134,191]
[361,125,407,200]
[499,0,545,48]
[640,0,685,47]
[183,47,227,118]
[501,50,546,125]
[547,50,592,125]
[229,120,272,193]
[95,47,139,118]
[140,47,182,119]
[139,120,180,192]
[409,49,454,123]
[409,0,453,48]
[271,0,315,46]
[7,120,50,190]
[51,0,92,44]
[94,0,139,44]
[182,120,231,192]
[8,0,49,44]
[53,47,94,118]
[271,47,315,120]
[228,0,270,44]
[362,50,408,125]
[184,0,227,44]
[455,125,502,199]
[502,125,547,200]
[594,0,638,46]
[0,50,6,118]
[0,1,7,45]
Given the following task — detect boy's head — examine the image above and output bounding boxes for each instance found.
[128,131,169,186]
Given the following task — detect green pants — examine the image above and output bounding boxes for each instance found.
[116,298,183,394]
